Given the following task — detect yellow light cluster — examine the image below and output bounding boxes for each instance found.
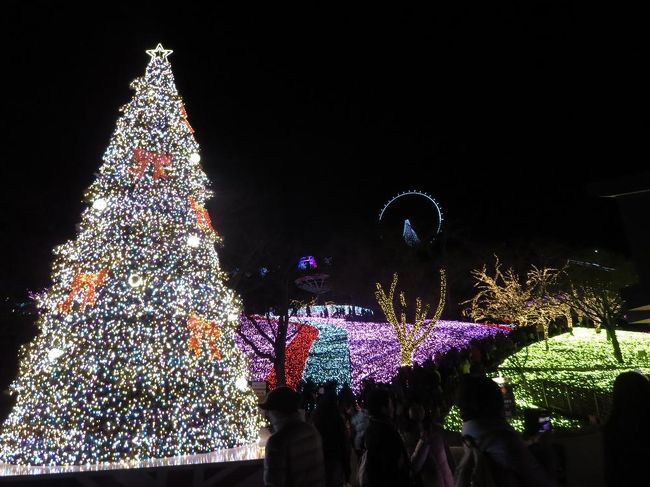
[463,259,573,348]
[375,269,447,366]
[0,45,262,466]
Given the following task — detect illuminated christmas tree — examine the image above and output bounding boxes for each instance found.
[0,44,260,466]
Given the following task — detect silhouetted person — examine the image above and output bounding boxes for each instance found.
[522,409,562,484]
[260,386,326,487]
[351,396,370,458]
[400,403,423,456]
[603,371,650,487]
[362,388,411,487]
[311,390,351,487]
[411,404,455,487]
[300,377,318,415]
[337,384,357,451]
[456,375,556,487]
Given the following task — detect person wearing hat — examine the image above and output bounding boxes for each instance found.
[260,386,326,487]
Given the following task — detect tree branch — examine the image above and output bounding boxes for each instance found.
[244,314,276,346]
[235,326,276,361]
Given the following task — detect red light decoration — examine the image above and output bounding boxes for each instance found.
[266,322,319,390]
[59,269,109,313]
[187,313,222,360]
[130,148,172,180]
[188,196,216,234]
[180,103,195,134]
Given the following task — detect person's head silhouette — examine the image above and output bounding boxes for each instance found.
[457,375,503,421]
[610,371,650,418]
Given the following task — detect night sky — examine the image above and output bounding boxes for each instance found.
[1,2,647,298]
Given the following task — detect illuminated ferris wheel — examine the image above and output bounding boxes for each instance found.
[379,191,444,248]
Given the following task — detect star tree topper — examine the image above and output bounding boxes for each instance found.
[146,43,173,60]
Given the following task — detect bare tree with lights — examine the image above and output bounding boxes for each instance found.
[375,269,446,366]
[224,234,309,388]
[568,286,624,362]
[0,45,261,466]
[563,254,636,364]
[462,257,533,327]
[526,266,572,350]
[236,305,304,388]
[463,258,571,350]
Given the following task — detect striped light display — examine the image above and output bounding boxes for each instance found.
[237,317,509,392]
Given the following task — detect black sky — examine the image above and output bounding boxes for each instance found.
[1,1,647,296]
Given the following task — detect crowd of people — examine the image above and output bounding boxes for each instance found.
[259,333,650,487]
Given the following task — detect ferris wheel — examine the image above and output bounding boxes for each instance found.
[379,191,444,248]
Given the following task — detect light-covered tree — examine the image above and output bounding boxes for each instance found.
[463,258,569,350]
[375,270,446,366]
[462,257,533,327]
[0,45,260,466]
[563,252,637,364]
[526,266,569,350]
[570,285,623,358]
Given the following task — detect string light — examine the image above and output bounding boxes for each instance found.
[443,405,463,432]
[293,304,374,319]
[0,44,261,466]
[235,377,248,391]
[463,259,572,349]
[375,270,447,366]
[92,198,108,211]
[301,319,352,390]
[442,404,582,434]
[127,273,144,288]
[235,316,326,390]
[236,317,277,381]
[187,313,223,360]
[266,322,319,390]
[499,327,650,395]
[47,348,65,362]
[463,257,533,327]
[146,43,173,60]
[236,316,509,393]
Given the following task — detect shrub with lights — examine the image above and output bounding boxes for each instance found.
[0,45,260,466]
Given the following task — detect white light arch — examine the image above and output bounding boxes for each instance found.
[379,190,444,235]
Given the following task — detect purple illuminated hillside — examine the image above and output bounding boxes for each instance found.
[236,317,509,391]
